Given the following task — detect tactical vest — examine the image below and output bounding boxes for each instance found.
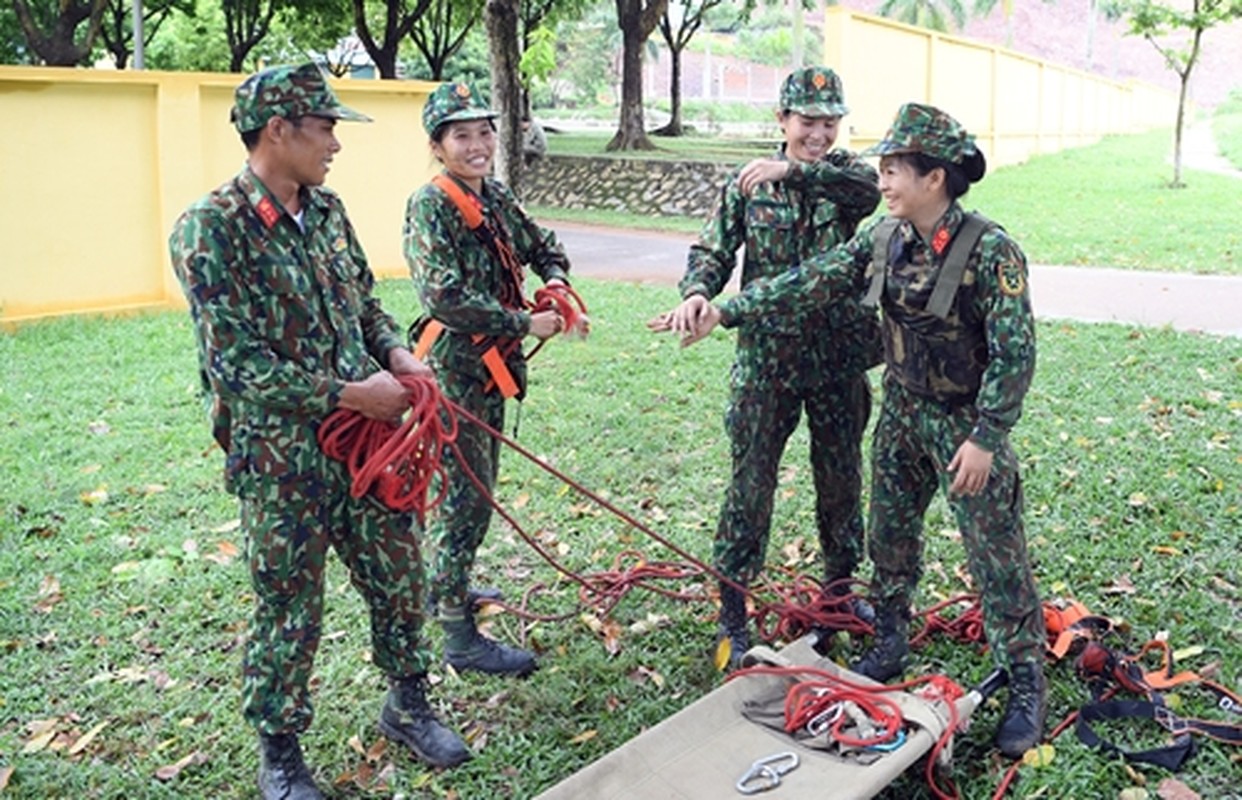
[862,213,996,404]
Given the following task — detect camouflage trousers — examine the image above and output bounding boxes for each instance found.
[713,370,871,586]
[427,370,505,611]
[868,377,1046,668]
[240,456,432,736]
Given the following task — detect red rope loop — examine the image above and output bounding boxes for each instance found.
[317,374,457,518]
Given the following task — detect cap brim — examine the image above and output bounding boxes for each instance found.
[444,109,498,124]
[314,103,373,123]
[787,102,848,118]
[860,139,916,158]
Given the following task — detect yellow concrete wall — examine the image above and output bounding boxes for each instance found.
[2,21,1179,325]
[823,8,1177,160]
[0,66,438,325]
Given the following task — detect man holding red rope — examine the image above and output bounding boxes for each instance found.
[170,63,470,800]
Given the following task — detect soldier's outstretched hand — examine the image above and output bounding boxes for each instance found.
[679,303,721,348]
[947,439,994,496]
[738,158,791,196]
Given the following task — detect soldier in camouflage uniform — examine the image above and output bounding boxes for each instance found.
[404,82,571,678]
[169,63,470,800]
[652,66,882,667]
[678,103,1047,757]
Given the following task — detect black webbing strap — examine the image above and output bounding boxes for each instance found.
[925,213,992,319]
[862,217,901,308]
[1075,700,1196,770]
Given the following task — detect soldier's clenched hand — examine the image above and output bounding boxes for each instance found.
[529,309,563,340]
[738,158,791,196]
[339,371,412,422]
[947,439,994,496]
[387,347,434,380]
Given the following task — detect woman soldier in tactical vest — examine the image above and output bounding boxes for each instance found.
[668,103,1047,758]
[404,82,572,679]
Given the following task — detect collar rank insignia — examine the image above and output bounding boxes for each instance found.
[931,225,950,255]
[255,196,280,230]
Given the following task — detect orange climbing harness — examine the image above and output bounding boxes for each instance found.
[412,174,588,399]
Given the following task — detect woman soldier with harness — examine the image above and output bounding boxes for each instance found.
[404,82,572,679]
[670,103,1048,758]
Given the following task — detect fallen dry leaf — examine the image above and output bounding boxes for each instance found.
[80,486,109,506]
[0,765,13,790]
[568,729,598,744]
[22,728,58,755]
[1101,575,1137,595]
[1156,778,1199,800]
[1021,743,1055,767]
[1119,789,1150,800]
[154,750,207,781]
[67,720,109,757]
[34,575,63,614]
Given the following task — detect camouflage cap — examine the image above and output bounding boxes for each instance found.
[863,102,980,166]
[230,62,371,133]
[423,82,497,136]
[779,66,848,118]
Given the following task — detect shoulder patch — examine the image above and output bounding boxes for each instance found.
[997,259,1027,297]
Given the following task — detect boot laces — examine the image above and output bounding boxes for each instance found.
[1007,667,1043,713]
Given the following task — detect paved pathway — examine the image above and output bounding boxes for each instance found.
[549,220,1242,338]
[544,120,1242,338]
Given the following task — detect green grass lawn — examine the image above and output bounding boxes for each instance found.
[2,278,1239,799]
[1213,89,1242,170]
[539,126,1242,276]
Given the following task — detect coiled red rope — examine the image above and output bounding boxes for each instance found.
[317,374,457,520]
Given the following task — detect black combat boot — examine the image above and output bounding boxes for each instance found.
[427,585,505,618]
[850,604,910,682]
[823,577,877,626]
[715,582,750,671]
[441,605,538,677]
[378,675,472,768]
[995,662,1048,758]
[257,733,323,800]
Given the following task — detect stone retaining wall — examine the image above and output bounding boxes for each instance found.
[522,155,736,218]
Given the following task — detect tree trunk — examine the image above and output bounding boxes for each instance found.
[652,45,683,136]
[12,0,106,66]
[1171,28,1204,189]
[487,0,523,191]
[608,14,657,151]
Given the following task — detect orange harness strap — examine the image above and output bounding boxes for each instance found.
[416,176,521,398]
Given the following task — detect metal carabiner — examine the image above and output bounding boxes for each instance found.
[805,702,845,737]
[865,729,908,752]
[735,751,800,794]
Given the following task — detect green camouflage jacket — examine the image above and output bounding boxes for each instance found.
[720,203,1036,452]
[403,174,570,389]
[680,147,882,386]
[170,166,404,495]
